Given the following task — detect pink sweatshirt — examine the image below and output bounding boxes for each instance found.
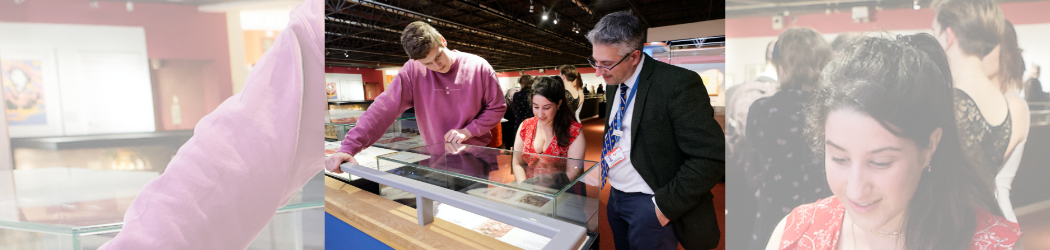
[338,50,507,155]
[99,0,324,248]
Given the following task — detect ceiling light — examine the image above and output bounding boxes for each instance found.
[913,0,920,10]
[542,6,548,20]
[553,13,558,24]
[530,0,534,13]
[345,52,348,57]
[126,1,133,12]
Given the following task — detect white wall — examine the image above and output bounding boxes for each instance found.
[324,73,365,101]
[0,22,155,138]
[727,24,1050,91]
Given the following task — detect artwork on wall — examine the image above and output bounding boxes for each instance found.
[326,81,338,100]
[697,69,723,96]
[1,59,47,125]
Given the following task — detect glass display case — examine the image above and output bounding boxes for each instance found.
[1,140,324,250]
[373,143,600,232]
[324,109,417,142]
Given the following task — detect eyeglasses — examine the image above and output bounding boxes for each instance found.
[587,50,636,71]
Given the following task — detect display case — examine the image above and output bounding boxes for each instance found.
[1,140,324,250]
[325,109,417,142]
[326,143,598,249]
[374,144,599,231]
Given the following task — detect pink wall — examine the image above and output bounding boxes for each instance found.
[727,0,1050,38]
[325,67,385,83]
[0,0,233,130]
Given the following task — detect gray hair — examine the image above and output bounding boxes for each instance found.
[586,10,645,57]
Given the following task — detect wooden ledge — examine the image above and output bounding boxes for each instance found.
[325,176,521,250]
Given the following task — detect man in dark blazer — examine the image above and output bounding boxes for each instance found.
[589,10,725,250]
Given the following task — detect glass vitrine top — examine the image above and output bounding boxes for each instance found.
[376,143,599,198]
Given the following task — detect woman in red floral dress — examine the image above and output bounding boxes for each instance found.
[511,76,586,186]
[766,34,1021,250]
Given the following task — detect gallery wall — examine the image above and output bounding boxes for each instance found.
[1,23,155,137]
[0,0,234,133]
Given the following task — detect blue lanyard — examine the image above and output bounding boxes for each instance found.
[617,76,640,131]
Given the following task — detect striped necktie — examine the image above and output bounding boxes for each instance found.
[600,83,630,190]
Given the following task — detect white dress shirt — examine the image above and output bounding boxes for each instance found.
[607,58,655,195]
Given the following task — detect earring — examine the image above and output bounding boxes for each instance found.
[927,163,932,172]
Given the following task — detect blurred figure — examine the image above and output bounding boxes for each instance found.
[1027,64,1049,103]
[830,32,862,55]
[767,33,1019,250]
[745,27,834,250]
[932,0,1022,207]
[559,65,585,122]
[981,19,1030,223]
[725,39,778,174]
[511,74,536,147]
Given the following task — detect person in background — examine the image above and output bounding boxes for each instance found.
[101,0,325,248]
[932,0,1022,206]
[510,74,536,149]
[590,10,724,250]
[559,65,585,122]
[830,32,861,55]
[596,83,605,94]
[745,27,834,250]
[981,19,1030,223]
[1027,64,1049,103]
[326,21,506,173]
[766,33,1020,250]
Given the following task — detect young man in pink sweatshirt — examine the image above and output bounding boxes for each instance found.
[325,21,506,173]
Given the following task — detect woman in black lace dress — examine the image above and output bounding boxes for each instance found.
[559,65,584,122]
[932,0,1025,181]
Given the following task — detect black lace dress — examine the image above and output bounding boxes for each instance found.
[953,89,1012,175]
[565,89,581,121]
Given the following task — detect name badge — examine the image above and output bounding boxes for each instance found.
[604,147,626,168]
[612,129,623,137]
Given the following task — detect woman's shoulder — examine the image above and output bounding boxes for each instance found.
[777,197,843,250]
[972,208,1022,249]
[567,120,583,137]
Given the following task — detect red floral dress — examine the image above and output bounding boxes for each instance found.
[777,197,1022,250]
[518,117,582,179]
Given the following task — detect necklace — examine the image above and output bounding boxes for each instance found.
[852,221,903,250]
[872,229,903,237]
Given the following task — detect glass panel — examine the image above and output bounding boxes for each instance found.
[375,143,600,230]
[0,141,324,245]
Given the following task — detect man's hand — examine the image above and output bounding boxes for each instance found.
[444,142,467,155]
[656,205,670,227]
[444,128,472,144]
[325,152,359,174]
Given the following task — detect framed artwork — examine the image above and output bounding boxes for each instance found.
[326,81,338,100]
[0,46,63,138]
[1,59,47,125]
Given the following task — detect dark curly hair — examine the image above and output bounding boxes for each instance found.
[807,33,1000,250]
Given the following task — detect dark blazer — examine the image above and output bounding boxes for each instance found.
[604,53,725,249]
